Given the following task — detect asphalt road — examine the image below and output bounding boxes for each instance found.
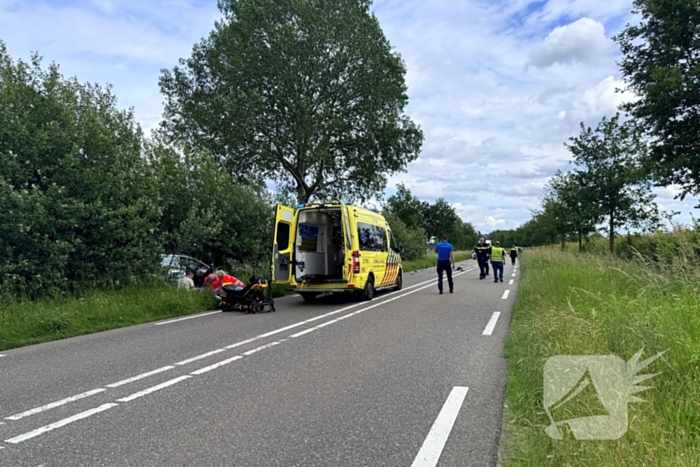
[0,258,520,466]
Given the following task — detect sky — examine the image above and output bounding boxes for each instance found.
[1,0,697,233]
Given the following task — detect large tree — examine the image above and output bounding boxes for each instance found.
[566,114,660,252]
[159,0,423,203]
[615,0,700,202]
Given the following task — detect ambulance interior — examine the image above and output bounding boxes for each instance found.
[294,208,347,283]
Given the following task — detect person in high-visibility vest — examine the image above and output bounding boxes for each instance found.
[490,241,507,283]
[509,245,518,266]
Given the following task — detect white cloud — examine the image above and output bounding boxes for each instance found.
[2,0,697,233]
[528,18,612,69]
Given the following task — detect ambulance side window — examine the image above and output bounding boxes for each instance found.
[358,222,387,252]
[373,226,387,252]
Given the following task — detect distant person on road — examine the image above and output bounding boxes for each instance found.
[490,241,507,283]
[435,235,455,294]
[474,237,491,280]
[178,271,196,290]
[509,245,518,266]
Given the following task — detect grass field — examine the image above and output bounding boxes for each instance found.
[500,249,699,466]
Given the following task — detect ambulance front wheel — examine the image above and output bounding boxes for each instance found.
[394,271,403,291]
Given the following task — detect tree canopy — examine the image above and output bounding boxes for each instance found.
[616,0,700,202]
[565,114,660,252]
[159,0,423,203]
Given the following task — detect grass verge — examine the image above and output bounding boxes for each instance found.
[0,284,218,352]
[500,249,699,466]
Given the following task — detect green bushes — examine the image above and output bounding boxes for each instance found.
[0,45,162,298]
[0,43,276,299]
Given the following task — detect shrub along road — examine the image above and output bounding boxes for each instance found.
[0,258,519,466]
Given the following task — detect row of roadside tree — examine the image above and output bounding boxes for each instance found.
[490,0,700,257]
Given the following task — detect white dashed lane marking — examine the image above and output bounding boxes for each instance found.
[5,389,106,421]
[5,404,118,444]
[106,366,175,388]
[411,386,470,467]
[482,312,501,336]
[116,376,192,403]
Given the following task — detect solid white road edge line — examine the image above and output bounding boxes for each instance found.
[289,270,471,339]
[175,349,227,366]
[501,290,510,300]
[106,366,175,388]
[5,388,106,421]
[509,280,514,285]
[411,386,470,467]
[5,403,118,444]
[116,376,191,403]
[154,310,221,326]
[482,312,501,336]
[190,356,244,375]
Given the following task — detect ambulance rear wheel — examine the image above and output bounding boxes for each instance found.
[300,292,318,303]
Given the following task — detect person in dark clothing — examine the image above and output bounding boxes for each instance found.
[435,235,455,294]
[509,245,518,266]
[474,237,491,279]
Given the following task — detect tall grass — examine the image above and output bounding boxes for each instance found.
[0,284,218,351]
[500,248,700,466]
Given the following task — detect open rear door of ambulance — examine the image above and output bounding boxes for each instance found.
[341,203,352,283]
[272,205,295,284]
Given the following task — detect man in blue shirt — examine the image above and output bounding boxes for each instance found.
[435,235,455,294]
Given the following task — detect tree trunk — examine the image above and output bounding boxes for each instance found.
[561,233,566,250]
[297,184,309,204]
[578,229,582,252]
[609,210,615,253]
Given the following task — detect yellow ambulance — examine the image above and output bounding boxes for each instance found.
[272,202,403,302]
